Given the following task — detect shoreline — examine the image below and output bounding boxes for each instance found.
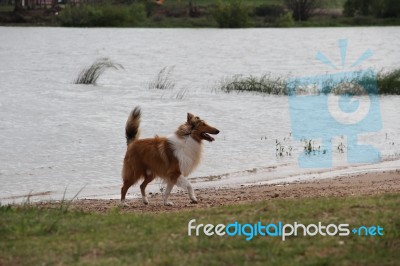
[32,169,400,213]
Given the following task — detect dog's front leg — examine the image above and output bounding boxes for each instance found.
[187,182,198,204]
[177,176,198,204]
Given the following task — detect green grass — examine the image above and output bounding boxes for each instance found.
[1,194,399,265]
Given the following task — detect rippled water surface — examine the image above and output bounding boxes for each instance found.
[0,27,399,202]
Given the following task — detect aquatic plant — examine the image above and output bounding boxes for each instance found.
[75,58,124,85]
[216,68,400,95]
[319,71,379,95]
[218,73,287,95]
[377,68,400,95]
[148,66,176,90]
[275,138,293,157]
[301,138,326,155]
[337,142,346,153]
[172,88,188,100]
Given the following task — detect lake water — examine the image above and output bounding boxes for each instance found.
[0,27,399,203]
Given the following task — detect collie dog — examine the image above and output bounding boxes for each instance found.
[121,107,219,206]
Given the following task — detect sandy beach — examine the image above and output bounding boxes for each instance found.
[34,169,400,213]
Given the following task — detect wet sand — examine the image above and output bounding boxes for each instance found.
[33,170,400,213]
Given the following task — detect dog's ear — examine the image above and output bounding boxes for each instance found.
[187,113,194,123]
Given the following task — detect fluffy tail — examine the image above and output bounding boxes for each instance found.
[125,107,141,145]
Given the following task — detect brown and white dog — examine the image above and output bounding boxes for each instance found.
[121,107,219,206]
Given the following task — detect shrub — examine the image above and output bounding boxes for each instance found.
[343,0,400,18]
[382,0,400,17]
[127,3,147,24]
[274,12,295,27]
[88,5,129,27]
[58,3,146,27]
[213,0,249,28]
[164,3,186,18]
[284,0,321,21]
[58,5,91,27]
[344,0,376,17]
[253,4,285,18]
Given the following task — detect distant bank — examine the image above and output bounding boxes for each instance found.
[1,0,400,27]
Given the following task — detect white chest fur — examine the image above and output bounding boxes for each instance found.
[168,134,203,177]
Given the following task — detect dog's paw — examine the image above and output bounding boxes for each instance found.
[142,197,149,205]
[164,201,174,206]
[190,198,198,204]
[120,200,127,208]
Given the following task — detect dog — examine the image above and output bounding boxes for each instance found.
[121,107,219,206]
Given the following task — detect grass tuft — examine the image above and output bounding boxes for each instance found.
[377,68,400,95]
[218,73,287,95]
[59,185,87,212]
[172,88,188,100]
[148,66,176,90]
[75,58,124,85]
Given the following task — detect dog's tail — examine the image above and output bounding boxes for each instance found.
[125,107,141,145]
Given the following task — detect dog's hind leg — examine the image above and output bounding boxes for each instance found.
[121,163,141,206]
[177,176,198,204]
[163,181,175,206]
[121,178,134,206]
[140,171,155,205]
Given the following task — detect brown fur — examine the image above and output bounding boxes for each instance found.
[121,108,219,205]
[125,107,141,145]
